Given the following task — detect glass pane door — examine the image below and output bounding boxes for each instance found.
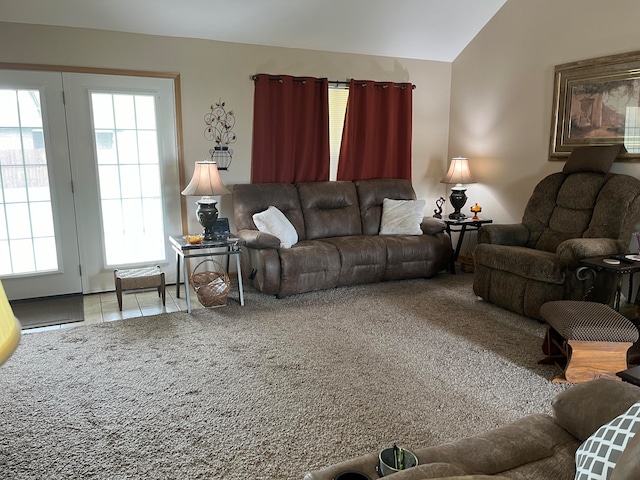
[0,71,82,300]
[63,73,181,293]
[0,89,58,273]
[91,92,166,265]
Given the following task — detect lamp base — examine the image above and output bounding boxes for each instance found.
[195,199,219,241]
[448,189,468,220]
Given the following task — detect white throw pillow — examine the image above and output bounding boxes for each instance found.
[379,198,426,235]
[575,400,640,480]
[252,206,298,249]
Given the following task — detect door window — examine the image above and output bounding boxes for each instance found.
[91,92,165,265]
[0,88,58,275]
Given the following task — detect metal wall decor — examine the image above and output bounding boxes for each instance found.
[204,99,237,170]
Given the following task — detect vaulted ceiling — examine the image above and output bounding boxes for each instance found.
[0,0,507,62]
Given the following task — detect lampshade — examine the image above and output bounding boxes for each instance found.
[440,157,476,188]
[181,161,230,199]
[440,157,476,221]
[0,280,21,366]
[181,160,230,241]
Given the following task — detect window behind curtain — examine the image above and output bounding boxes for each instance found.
[251,76,412,183]
[328,88,349,181]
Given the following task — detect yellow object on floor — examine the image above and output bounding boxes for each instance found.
[0,280,21,366]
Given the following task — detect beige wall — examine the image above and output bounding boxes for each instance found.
[4,3,639,252]
[0,22,452,233]
[449,0,640,226]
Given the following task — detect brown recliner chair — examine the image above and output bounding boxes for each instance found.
[473,145,640,320]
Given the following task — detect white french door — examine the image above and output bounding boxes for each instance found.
[63,73,181,293]
[0,71,81,299]
[0,70,181,299]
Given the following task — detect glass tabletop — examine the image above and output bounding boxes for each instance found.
[169,234,242,251]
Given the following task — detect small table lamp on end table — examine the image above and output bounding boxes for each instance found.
[440,157,476,220]
[181,160,230,241]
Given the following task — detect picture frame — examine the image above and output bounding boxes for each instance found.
[549,50,640,160]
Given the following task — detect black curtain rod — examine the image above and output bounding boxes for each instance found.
[250,75,416,90]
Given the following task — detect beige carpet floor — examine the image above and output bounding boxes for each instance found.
[0,273,569,479]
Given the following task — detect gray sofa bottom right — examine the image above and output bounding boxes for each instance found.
[304,379,640,480]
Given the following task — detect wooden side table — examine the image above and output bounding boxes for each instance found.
[578,256,640,311]
[444,218,493,273]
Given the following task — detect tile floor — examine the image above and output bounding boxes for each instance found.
[22,285,204,334]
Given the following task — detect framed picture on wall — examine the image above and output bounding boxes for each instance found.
[550,50,640,160]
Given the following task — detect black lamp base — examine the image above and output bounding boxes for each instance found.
[448,189,468,220]
[196,200,219,241]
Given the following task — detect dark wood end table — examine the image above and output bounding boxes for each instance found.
[444,218,493,274]
[578,255,640,311]
[617,365,640,386]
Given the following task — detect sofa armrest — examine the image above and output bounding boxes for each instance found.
[236,229,281,249]
[303,452,379,480]
[303,454,504,480]
[421,217,446,235]
[556,238,627,268]
[552,378,640,442]
[412,414,576,476]
[387,473,508,480]
[477,224,529,246]
[366,462,469,479]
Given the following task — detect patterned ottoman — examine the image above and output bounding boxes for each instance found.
[540,300,639,383]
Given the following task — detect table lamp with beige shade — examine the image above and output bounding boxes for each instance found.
[440,157,476,220]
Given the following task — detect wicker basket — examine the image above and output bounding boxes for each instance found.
[458,252,475,273]
[190,259,231,307]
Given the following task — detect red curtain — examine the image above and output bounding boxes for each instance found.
[337,79,413,181]
[251,74,329,183]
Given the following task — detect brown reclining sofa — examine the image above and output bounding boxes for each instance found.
[232,179,452,297]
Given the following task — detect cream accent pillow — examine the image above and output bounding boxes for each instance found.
[252,206,298,249]
[379,198,426,235]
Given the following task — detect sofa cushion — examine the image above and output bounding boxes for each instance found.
[297,181,362,240]
[562,144,622,174]
[321,236,386,286]
[379,234,450,281]
[533,173,608,253]
[355,179,417,235]
[552,379,640,442]
[277,240,341,297]
[379,198,426,235]
[584,173,640,240]
[253,206,299,248]
[575,401,640,480]
[233,183,306,240]
[474,244,565,284]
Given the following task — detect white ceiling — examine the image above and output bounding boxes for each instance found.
[0,0,507,62]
